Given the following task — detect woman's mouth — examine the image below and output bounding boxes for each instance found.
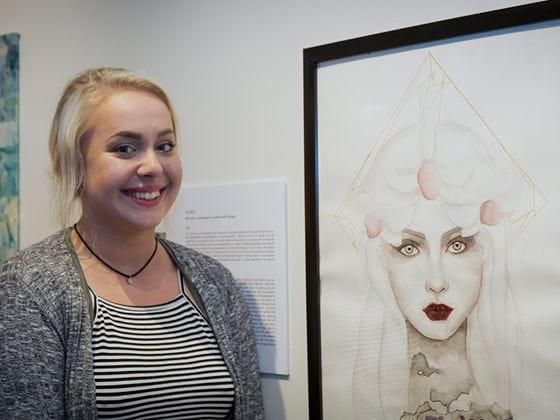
[125,190,161,201]
[423,303,453,321]
[123,187,165,204]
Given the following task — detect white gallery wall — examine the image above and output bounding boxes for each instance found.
[0,0,535,418]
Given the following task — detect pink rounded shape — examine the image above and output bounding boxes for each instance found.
[364,213,383,238]
[417,161,441,201]
[480,199,502,226]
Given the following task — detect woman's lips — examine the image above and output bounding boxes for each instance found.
[122,187,166,206]
[423,303,453,321]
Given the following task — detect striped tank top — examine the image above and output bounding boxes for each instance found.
[90,274,235,419]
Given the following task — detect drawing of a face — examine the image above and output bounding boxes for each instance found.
[380,199,485,340]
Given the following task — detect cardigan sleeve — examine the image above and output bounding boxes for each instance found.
[0,267,66,418]
[0,238,97,420]
[222,267,266,420]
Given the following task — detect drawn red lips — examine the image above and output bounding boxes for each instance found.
[423,303,453,321]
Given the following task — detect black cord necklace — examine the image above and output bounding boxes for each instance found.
[73,224,158,285]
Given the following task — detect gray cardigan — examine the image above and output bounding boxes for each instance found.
[0,229,264,419]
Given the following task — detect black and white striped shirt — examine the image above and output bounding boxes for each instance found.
[90,276,235,419]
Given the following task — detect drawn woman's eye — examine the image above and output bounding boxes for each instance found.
[447,240,466,254]
[399,243,419,257]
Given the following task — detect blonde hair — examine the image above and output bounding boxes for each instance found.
[48,67,179,227]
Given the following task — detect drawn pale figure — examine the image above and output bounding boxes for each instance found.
[348,118,520,419]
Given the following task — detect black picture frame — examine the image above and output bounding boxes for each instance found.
[303,1,560,418]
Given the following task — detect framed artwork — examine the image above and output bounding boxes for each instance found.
[0,33,19,263]
[304,2,560,419]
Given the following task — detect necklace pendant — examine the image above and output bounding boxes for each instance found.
[127,277,133,285]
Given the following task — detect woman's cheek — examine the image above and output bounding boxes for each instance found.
[388,256,430,307]
[441,252,483,308]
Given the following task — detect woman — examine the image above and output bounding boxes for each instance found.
[0,67,264,419]
[349,119,520,419]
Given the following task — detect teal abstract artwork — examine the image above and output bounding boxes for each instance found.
[0,33,19,262]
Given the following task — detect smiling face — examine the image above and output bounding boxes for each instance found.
[80,89,182,234]
[380,199,485,340]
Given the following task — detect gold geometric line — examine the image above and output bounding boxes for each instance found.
[335,191,353,218]
[420,77,432,120]
[532,183,536,216]
[335,52,546,250]
[430,81,445,120]
[335,214,359,252]
[429,54,548,211]
[512,213,535,243]
[534,194,547,217]
[511,210,535,225]
[511,189,547,243]
[530,179,549,206]
[335,55,432,224]
[409,73,432,100]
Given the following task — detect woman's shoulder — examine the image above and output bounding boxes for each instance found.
[2,229,68,265]
[0,229,77,290]
[0,229,89,355]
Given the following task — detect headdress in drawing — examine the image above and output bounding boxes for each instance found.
[339,55,545,253]
[351,115,520,246]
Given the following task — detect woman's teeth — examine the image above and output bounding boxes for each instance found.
[127,190,160,200]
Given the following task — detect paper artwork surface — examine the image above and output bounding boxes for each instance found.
[317,24,560,419]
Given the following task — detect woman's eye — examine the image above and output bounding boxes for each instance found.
[447,240,466,254]
[157,142,175,153]
[112,144,135,154]
[399,244,419,257]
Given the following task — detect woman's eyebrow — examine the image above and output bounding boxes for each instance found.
[402,228,425,241]
[441,226,462,241]
[110,130,143,140]
[109,129,174,140]
[158,129,174,137]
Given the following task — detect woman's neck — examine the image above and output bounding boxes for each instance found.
[407,320,467,367]
[406,320,476,413]
[74,217,157,272]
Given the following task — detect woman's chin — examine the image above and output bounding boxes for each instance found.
[119,209,167,232]
[423,331,453,341]
[412,321,459,341]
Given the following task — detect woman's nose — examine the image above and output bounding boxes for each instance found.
[137,150,164,179]
[425,260,448,295]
